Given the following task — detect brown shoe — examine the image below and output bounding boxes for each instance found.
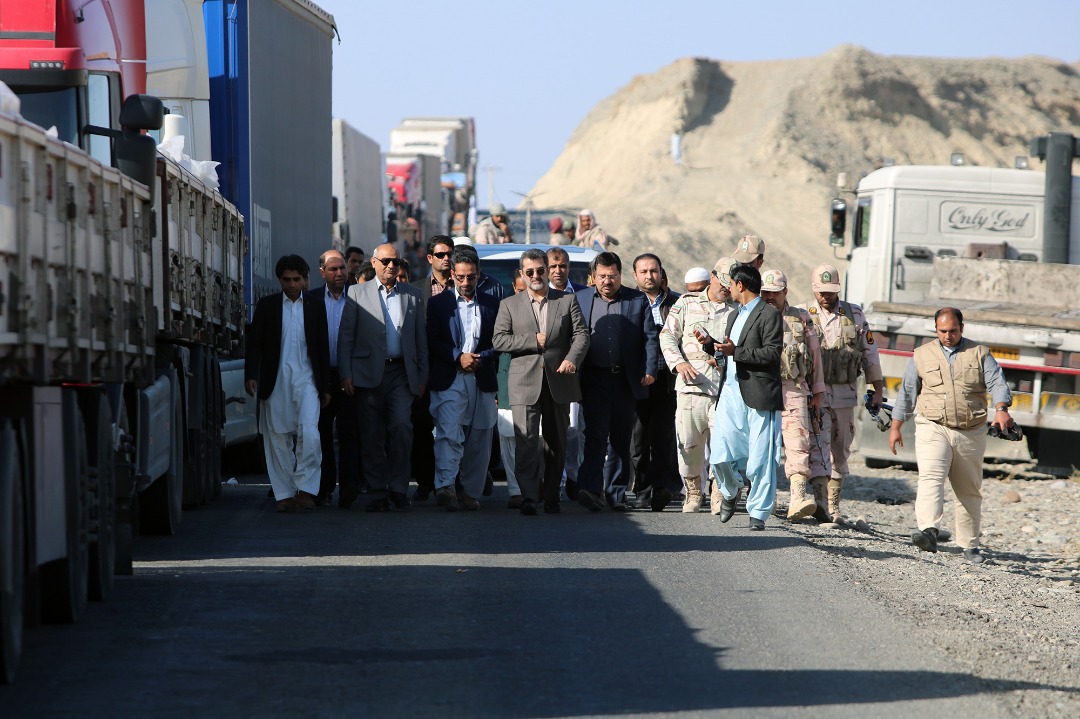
[276,498,296,513]
[506,495,523,509]
[294,491,316,512]
[461,495,480,511]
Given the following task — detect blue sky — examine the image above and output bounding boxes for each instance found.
[316,0,1080,208]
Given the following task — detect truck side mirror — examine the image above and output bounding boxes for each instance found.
[829,197,847,247]
[115,132,159,194]
[119,94,165,131]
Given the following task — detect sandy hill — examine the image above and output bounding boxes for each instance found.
[528,45,1080,302]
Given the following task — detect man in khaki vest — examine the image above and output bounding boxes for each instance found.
[796,263,883,523]
[759,269,825,521]
[888,307,1013,564]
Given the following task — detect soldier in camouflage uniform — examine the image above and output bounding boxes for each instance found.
[795,264,883,523]
[760,269,826,521]
[660,257,736,512]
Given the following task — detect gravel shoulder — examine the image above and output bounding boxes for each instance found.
[778,457,1080,718]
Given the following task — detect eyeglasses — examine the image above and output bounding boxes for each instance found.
[522,267,547,277]
[453,274,478,282]
[373,257,402,267]
[431,251,451,259]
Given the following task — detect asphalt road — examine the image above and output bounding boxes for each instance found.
[3,480,1024,718]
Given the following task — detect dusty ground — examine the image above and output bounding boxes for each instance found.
[778,457,1080,718]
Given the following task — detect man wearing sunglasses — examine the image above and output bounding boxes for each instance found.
[338,243,429,512]
[409,235,456,502]
[493,249,590,515]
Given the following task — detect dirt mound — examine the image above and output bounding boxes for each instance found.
[529,45,1080,301]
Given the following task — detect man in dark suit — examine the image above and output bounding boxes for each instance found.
[245,254,332,512]
[705,264,784,530]
[409,235,454,502]
[626,252,681,511]
[574,252,659,512]
[427,249,501,510]
[338,243,428,512]
[492,248,590,515]
[307,249,363,507]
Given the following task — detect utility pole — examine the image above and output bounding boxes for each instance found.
[483,164,501,210]
[512,190,545,244]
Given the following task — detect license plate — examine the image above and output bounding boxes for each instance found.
[989,346,1020,361]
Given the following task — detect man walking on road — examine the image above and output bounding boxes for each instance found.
[492,249,589,515]
[573,252,659,511]
[427,250,500,511]
[707,265,784,530]
[547,246,586,497]
[338,243,428,512]
[796,264,884,523]
[308,249,362,507]
[245,255,332,513]
[628,253,680,511]
[888,308,1013,564]
[759,269,825,521]
[660,258,735,512]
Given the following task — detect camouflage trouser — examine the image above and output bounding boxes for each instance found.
[828,405,855,479]
[675,392,716,482]
[780,380,810,479]
[808,405,833,479]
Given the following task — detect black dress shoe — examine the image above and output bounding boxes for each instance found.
[718,496,736,523]
[520,498,538,516]
[577,490,604,513]
[963,547,985,564]
[543,500,561,514]
[365,498,391,512]
[651,487,673,512]
[749,517,765,531]
[412,487,432,503]
[389,491,411,511]
[912,528,939,553]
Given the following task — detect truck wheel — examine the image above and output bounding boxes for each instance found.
[41,394,89,623]
[0,418,26,684]
[80,391,115,602]
[140,380,183,535]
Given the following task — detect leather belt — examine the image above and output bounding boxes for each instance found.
[386,357,403,364]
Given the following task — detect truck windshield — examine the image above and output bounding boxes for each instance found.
[853,197,872,248]
[14,88,79,145]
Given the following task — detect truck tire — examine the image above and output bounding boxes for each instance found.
[140,380,183,536]
[40,394,89,624]
[79,391,115,602]
[0,418,26,684]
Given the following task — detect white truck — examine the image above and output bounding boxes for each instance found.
[390,117,477,233]
[830,133,1080,475]
[332,119,385,255]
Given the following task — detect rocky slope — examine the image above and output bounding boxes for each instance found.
[529,45,1080,300]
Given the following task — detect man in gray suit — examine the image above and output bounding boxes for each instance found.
[339,243,429,511]
[705,264,784,530]
[492,248,590,515]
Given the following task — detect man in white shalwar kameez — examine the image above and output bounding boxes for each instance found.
[427,252,500,509]
[245,254,332,512]
[706,264,785,530]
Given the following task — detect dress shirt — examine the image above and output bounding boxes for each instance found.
[530,294,549,332]
[323,287,346,368]
[646,291,665,326]
[429,274,450,297]
[587,290,623,368]
[892,341,1012,421]
[378,281,404,359]
[725,296,762,379]
[455,290,480,355]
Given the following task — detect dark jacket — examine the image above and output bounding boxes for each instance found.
[426,290,500,394]
[649,289,680,393]
[574,286,660,401]
[245,291,332,400]
[718,299,784,411]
